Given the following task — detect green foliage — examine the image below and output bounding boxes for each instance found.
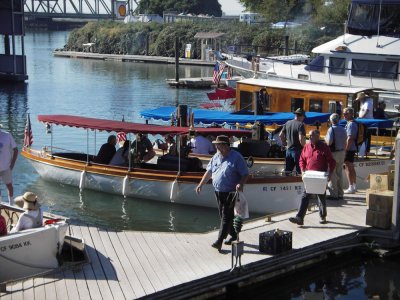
[136,0,222,17]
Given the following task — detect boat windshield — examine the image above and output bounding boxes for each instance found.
[305,55,325,72]
[347,1,400,37]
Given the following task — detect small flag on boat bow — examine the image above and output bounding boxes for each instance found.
[24,114,33,147]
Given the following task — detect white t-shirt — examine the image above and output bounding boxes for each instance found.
[0,130,17,172]
[359,98,373,119]
[191,136,215,155]
[11,209,43,233]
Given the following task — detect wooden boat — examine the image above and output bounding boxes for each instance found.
[21,115,305,215]
[0,203,70,284]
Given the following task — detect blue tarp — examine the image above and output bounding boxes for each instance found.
[141,106,331,126]
[141,107,395,128]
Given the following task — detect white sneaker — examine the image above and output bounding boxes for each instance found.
[344,187,355,194]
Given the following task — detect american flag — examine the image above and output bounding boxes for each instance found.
[24,114,33,147]
[212,62,225,84]
[117,132,127,143]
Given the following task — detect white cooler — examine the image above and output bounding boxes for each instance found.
[302,171,328,194]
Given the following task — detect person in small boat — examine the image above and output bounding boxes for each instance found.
[374,101,387,119]
[343,107,358,194]
[195,135,249,252]
[289,130,335,226]
[11,192,43,233]
[131,133,156,162]
[279,108,306,175]
[190,131,216,155]
[0,204,7,236]
[325,113,347,201]
[94,135,117,164]
[110,140,130,166]
[0,124,18,205]
[157,134,178,156]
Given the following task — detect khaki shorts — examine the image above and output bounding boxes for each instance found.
[0,169,12,184]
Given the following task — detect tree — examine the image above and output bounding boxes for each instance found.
[135,0,222,17]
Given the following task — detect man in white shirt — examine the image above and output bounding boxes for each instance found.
[0,125,18,204]
[11,192,43,233]
[357,92,373,155]
[357,92,373,119]
[191,132,216,155]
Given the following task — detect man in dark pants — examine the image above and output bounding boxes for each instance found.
[279,108,306,175]
[289,130,336,225]
[195,135,249,252]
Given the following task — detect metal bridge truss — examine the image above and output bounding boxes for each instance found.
[23,0,119,19]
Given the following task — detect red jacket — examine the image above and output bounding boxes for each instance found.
[299,141,336,173]
[0,215,7,236]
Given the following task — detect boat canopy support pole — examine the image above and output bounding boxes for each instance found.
[86,129,89,165]
[392,130,400,240]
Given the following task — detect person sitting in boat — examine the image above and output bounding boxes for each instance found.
[157,134,178,156]
[110,140,130,166]
[0,204,7,236]
[94,135,117,164]
[10,192,43,233]
[132,133,156,162]
[190,132,216,155]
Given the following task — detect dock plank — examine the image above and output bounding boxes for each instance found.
[98,229,136,299]
[86,226,125,300]
[62,269,79,300]
[53,271,69,300]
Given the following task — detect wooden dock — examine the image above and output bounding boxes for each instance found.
[53,51,215,67]
[0,192,371,299]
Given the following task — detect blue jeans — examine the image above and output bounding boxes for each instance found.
[285,148,301,175]
[215,191,237,243]
[296,190,327,220]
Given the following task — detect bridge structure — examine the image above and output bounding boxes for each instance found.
[24,0,132,20]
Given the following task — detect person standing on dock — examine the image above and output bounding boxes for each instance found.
[279,108,306,175]
[195,135,249,252]
[0,124,18,205]
[325,113,347,200]
[343,108,358,194]
[289,130,335,225]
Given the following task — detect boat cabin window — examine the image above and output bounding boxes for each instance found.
[304,55,324,72]
[291,98,304,112]
[239,91,253,111]
[348,2,400,37]
[309,99,323,113]
[256,90,270,112]
[352,59,399,79]
[329,57,346,74]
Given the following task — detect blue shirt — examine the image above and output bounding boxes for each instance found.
[326,124,347,151]
[345,121,358,151]
[206,150,249,192]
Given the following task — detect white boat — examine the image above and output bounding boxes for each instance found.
[0,204,69,284]
[224,0,400,106]
[22,115,305,215]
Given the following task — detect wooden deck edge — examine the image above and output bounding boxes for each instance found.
[138,230,375,300]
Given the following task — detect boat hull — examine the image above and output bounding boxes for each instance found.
[23,149,304,215]
[0,223,68,283]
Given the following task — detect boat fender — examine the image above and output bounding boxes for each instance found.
[170,179,179,202]
[122,175,129,197]
[79,170,86,191]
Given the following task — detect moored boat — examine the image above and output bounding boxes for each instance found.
[21,115,305,215]
[0,203,70,284]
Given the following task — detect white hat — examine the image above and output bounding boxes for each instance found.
[15,192,41,210]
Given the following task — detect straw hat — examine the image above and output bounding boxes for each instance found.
[15,192,40,210]
[212,135,230,144]
[294,108,305,116]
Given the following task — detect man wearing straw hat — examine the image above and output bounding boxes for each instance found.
[0,124,18,204]
[10,192,43,233]
[196,135,249,252]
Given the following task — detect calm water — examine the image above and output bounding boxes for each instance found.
[0,30,219,232]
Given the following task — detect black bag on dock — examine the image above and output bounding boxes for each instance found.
[259,229,292,254]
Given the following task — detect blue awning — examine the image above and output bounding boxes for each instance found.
[339,118,394,128]
[141,106,331,126]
